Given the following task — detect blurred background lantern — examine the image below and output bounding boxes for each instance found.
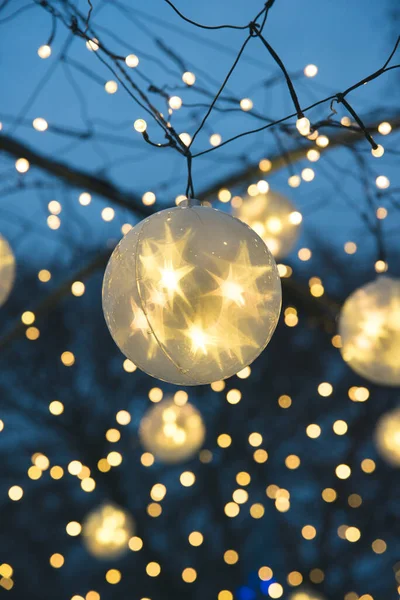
[289,591,325,600]
[339,277,400,386]
[102,204,281,385]
[139,398,205,463]
[0,235,15,308]
[375,406,400,466]
[82,503,134,559]
[234,190,301,258]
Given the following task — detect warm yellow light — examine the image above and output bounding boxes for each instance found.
[33,117,48,131]
[169,96,182,110]
[83,504,133,558]
[146,562,161,577]
[336,464,351,479]
[102,207,115,221]
[345,526,361,542]
[333,420,347,435]
[125,54,139,67]
[50,553,64,568]
[268,583,284,598]
[182,71,196,85]
[103,205,281,385]
[61,351,75,366]
[375,407,400,466]
[106,569,121,584]
[38,269,51,282]
[49,400,64,415]
[240,98,253,111]
[288,175,301,188]
[371,144,384,158]
[376,175,390,189]
[105,80,118,94]
[304,64,318,77]
[296,117,311,136]
[15,158,29,173]
[79,192,92,206]
[301,168,315,182]
[259,158,272,172]
[38,44,51,58]
[182,567,197,582]
[128,536,143,551]
[302,525,316,540]
[306,424,321,438]
[378,121,392,135]
[71,281,85,296]
[316,135,329,147]
[140,399,205,463]
[142,191,156,206]
[210,133,222,146]
[66,521,81,536]
[86,38,99,51]
[134,119,147,132]
[318,382,332,396]
[8,484,23,501]
[188,531,203,546]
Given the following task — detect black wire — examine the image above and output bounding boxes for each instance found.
[164,0,249,30]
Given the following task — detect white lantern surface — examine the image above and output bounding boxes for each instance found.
[375,407,400,466]
[234,191,300,258]
[102,204,281,385]
[139,398,205,463]
[0,235,16,307]
[339,277,400,386]
[82,503,134,559]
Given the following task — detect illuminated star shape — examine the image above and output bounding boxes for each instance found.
[138,222,194,308]
[207,241,272,313]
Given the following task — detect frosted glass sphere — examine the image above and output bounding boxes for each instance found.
[0,235,16,307]
[139,399,205,463]
[339,277,400,386]
[82,503,134,559]
[103,204,281,385]
[375,407,400,466]
[234,191,300,258]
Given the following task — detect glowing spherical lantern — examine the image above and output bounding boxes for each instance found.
[139,398,205,463]
[289,591,324,600]
[234,191,300,258]
[375,407,400,466]
[339,277,400,386]
[102,204,281,385]
[82,503,134,559]
[0,235,16,307]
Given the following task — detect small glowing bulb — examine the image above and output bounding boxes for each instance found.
[79,192,92,206]
[179,132,191,146]
[125,54,139,68]
[15,158,30,173]
[189,327,209,355]
[288,175,301,188]
[304,64,318,77]
[307,149,320,162]
[296,117,310,136]
[240,98,253,111]
[371,144,384,158]
[48,200,61,214]
[102,207,115,221]
[105,81,118,94]
[210,133,222,147]
[38,45,51,59]
[142,192,156,206]
[169,96,182,110]
[376,175,390,189]
[316,135,329,148]
[86,38,99,51]
[289,211,302,225]
[33,118,48,132]
[134,119,147,133]
[257,180,269,193]
[301,168,315,182]
[378,121,391,135]
[182,71,196,85]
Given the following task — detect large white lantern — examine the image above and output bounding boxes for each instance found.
[234,191,300,258]
[0,235,16,307]
[102,204,281,385]
[375,407,400,466]
[139,398,205,463]
[82,503,134,559]
[339,277,400,386]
